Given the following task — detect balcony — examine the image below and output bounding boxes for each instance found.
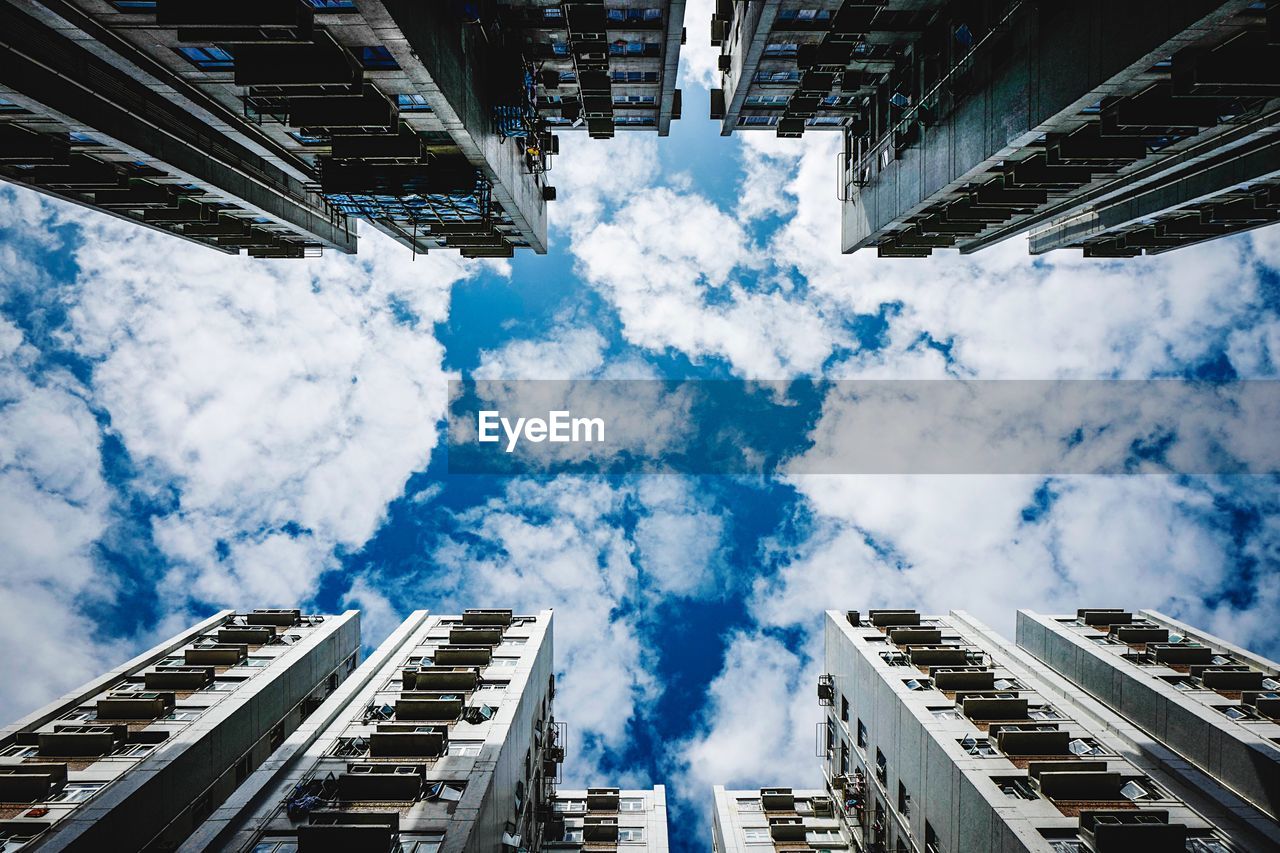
[37,725,125,757]
[217,626,275,645]
[761,787,796,811]
[145,666,215,690]
[297,811,398,853]
[907,646,968,667]
[1149,643,1213,666]
[1111,625,1168,645]
[932,669,994,691]
[96,692,176,721]
[403,666,478,691]
[462,609,513,626]
[769,816,807,842]
[962,696,1028,723]
[1077,609,1132,627]
[587,788,620,811]
[246,608,302,627]
[0,764,67,802]
[186,644,248,665]
[337,764,425,801]
[583,815,618,842]
[887,627,942,646]
[395,692,465,722]
[992,727,1071,757]
[1080,810,1187,852]
[868,609,920,627]
[432,645,493,667]
[369,725,448,758]
[449,626,504,646]
[1200,668,1264,691]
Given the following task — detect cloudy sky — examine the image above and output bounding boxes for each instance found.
[3,16,1280,850]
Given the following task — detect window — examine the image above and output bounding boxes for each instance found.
[743,826,772,844]
[161,708,201,721]
[0,745,38,758]
[959,735,997,757]
[754,70,801,83]
[745,95,789,106]
[925,821,943,853]
[1028,706,1061,720]
[114,743,157,758]
[736,798,762,812]
[613,95,656,105]
[740,115,778,126]
[840,696,849,723]
[1186,837,1233,852]
[448,741,483,756]
[554,799,586,812]
[763,42,800,56]
[897,781,910,817]
[110,0,157,8]
[930,707,961,720]
[620,798,645,811]
[856,719,867,750]
[875,748,887,783]
[488,658,518,668]
[304,0,358,8]
[618,827,644,842]
[992,678,1020,691]
[1119,779,1161,801]
[995,777,1038,800]
[607,8,662,22]
[241,657,271,668]
[615,116,655,126]
[357,46,399,70]
[250,841,299,853]
[400,833,444,853]
[52,782,105,803]
[607,40,655,56]
[175,46,234,71]
[1216,705,1258,721]
[902,678,932,691]
[807,827,841,845]
[611,71,659,83]
[1067,738,1107,756]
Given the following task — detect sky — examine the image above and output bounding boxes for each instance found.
[3,12,1280,850]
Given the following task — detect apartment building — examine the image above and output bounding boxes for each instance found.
[549,786,669,851]
[182,608,565,853]
[0,0,686,260]
[819,608,1279,852]
[0,608,360,852]
[711,786,845,853]
[1018,608,1280,830]
[500,1,686,138]
[710,0,1280,258]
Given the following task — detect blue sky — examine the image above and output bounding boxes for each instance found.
[3,27,1280,852]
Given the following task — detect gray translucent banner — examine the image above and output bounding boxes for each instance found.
[446,380,1280,475]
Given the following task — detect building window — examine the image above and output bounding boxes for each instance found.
[930,707,961,720]
[807,827,841,845]
[613,95,656,105]
[400,834,444,853]
[357,46,399,70]
[611,70,659,83]
[114,742,157,758]
[554,799,586,812]
[739,115,778,126]
[448,741,482,756]
[608,40,656,56]
[754,70,801,83]
[902,678,932,691]
[614,116,655,126]
[304,0,358,9]
[856,719,867,750]
[840,695,850,722]
[742,827,772,844]
[736,798,762,812]
[618,827,644,843]
[619,798,645,811]
[763,42,800,57]
[0,745,38,758]
[288,130,329,146]
[994,777,1038,801]
[1067,738,1108,756]
[777,9,832,22]
[875,749,887,783]
[959,735,997,757]
[110,1,157,9]
[925,821,944,853]
[175,46,234,71]
[51,782,106,803]
[249,841,298,853]
[607,8,662,22]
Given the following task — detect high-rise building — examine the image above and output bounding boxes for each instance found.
[0,0,685,260]
[711,786,843,853]
[550,786,670,851]
[710,1,1280,258]
[1017,608,1280,830]
[181,608,567,853]
[0,608,361,853]
[818,608,1280,852]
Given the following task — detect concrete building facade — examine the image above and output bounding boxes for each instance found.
[0,608,361,853]
[550,786,669,851]
[182,608,566,853]
[711,786,844,853]
[709,0,1280,258]
[0,0,686,259]
[819,608,1279,852]
[1018,608,1280,831]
